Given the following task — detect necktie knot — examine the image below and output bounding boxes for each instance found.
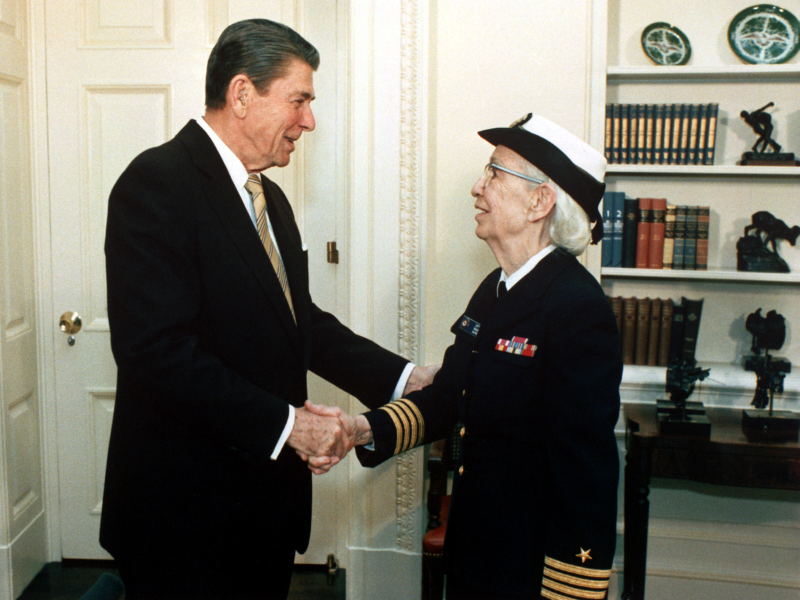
[245,174,263,198]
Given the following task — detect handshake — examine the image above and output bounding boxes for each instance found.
[287,364,439,475]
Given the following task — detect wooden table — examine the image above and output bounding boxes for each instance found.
[621,404,800,600]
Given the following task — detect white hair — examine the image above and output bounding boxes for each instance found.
[522,163,592,256]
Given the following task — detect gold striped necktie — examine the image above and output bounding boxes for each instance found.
[245,174,296,323]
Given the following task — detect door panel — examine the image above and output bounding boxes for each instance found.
[46,0,346,561]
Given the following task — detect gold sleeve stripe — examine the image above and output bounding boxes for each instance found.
[396,398,425,446]
[542,579,607,599]
[378,405,405,455]
[545,556,611,579]
[392,401,418,451]
[543,568,609,590]
[382,403,412,453]
[541,589,575,600]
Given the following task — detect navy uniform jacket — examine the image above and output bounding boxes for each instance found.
[358,249,622,598]
[101,120,408,567]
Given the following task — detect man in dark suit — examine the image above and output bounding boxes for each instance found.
[101,19,434,600]
[313,114,623,599]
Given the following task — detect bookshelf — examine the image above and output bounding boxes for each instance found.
[592,0,800,401]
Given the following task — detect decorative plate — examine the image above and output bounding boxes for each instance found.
[641,22,692,66]
[728,5,800,64]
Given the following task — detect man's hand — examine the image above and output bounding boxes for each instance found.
[299,401,374,474]
[287,403,355,475]
[403,364,441,396]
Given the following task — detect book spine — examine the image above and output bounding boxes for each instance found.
[647,198,667,269]
[654,104,665,165]
[647,297,662,366]
[629,104,639,165]
[657,298,674,366]
[635,198,652,269]
[683,206,699,270]
[703,103,719,165]
[637,104,647,164]
[679,104,690,165]
[667,304,685,364]
[611,191,625,267]
[605,104,614,163]
[672,205,687,269]
[662,204,676,269]
[635,297,651,366]
[609,296,623,337]
[645,104,655,164]
[688,104,700,165]
[680,297,704,364]
[696,103,709,165]
[695,206,710,270]
[602,191,614,267]
[621,196,639,268]
[670,104,683,165]
[620,104,630,165]
[621,297,637,365]
[661,104,673,165]
[612,104,621,164]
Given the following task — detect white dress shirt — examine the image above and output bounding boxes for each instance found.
[498,245,557,294]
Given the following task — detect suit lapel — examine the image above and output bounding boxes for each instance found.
[176,121,303,354]
[261,176,313,357]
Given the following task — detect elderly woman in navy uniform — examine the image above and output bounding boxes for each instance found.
[314,113,622,599]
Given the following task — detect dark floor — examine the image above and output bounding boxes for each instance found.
[18,561,345,600]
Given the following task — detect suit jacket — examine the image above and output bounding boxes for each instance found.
[100,120,408,564]
[358,249,622,598]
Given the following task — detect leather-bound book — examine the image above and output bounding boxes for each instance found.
[634,297,651,366]
[648,199,667,269]
[636,198,652,268]
[621,297,637,365]
[657,298,674,366]
[647,298,662,366]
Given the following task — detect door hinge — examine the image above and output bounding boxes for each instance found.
[326,553,339,584]
[327,241,339,264]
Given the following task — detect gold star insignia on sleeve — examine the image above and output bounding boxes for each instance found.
[576,548,592,563]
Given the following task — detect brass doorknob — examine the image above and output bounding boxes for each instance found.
[59,312,82,335]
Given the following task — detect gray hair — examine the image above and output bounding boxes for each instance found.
[522,163,592,256]
[205,19,320,110]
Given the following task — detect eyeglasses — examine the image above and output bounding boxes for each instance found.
[482,163,546,186]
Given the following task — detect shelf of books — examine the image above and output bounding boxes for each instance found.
[608,164,800,176]
[601,267,800,284]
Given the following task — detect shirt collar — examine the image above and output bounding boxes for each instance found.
[195,116,250,192]
[498,245,556,293]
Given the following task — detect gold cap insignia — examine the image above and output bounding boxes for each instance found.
[509,113,533,129]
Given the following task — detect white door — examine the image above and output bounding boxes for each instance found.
[45,0,347,561]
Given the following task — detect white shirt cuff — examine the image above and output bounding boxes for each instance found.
[392,362,416,400]
[271,404,295,460]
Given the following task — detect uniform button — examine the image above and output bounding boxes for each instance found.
[462,390,466,396]
[472,350,478,354]
[460,427,466,438]
[458,466,464,476]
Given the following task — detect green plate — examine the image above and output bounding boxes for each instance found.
[728,5,800,64]
[641,22,692,66]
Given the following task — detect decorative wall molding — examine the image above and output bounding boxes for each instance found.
[395,0,425,552]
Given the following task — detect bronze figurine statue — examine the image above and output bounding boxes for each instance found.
[737,211,799,273]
